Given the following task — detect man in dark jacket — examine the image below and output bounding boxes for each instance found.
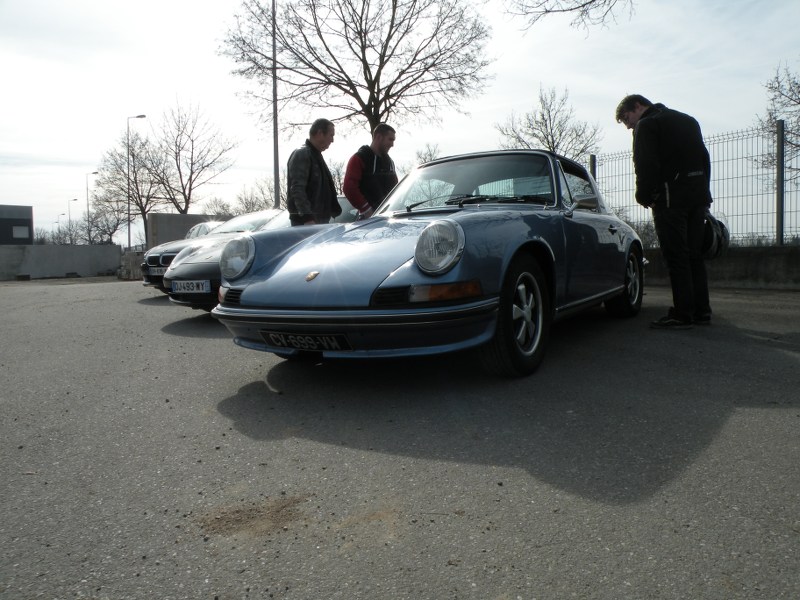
[287,118,341,226]
[343,123,398,219]
[616,94,712,329]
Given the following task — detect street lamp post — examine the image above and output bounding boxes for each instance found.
[67,198,78,244]
[272,0,280,208]
[67,198,78,224]
[86,171,98,244]
[127,114,147,250]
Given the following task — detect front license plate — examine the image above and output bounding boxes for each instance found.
[172,280,211,294]
[261,331,352,352]
[149,267,167,276]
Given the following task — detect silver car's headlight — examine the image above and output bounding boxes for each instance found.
[220,235,255,280]
[414,219,465,275]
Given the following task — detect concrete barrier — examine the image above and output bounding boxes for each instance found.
[645,246,800,290]
[2,243,798,289]
[0,244,122,281]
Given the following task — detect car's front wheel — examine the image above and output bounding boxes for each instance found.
[604,247,644,317]
[480,255,551,377]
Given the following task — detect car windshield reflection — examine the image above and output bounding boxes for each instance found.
[381,154,555,213]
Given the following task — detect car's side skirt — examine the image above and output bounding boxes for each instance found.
[554,285,625,320]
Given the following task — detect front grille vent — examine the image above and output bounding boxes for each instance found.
[371,287,410,307]
[224,288,243,305]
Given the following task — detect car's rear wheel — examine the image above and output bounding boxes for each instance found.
[480,255,551,377]
[604,247,643,317]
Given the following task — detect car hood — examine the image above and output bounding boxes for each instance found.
[241,217,431,308]
[146,231,239,256]
[170,234,241,266]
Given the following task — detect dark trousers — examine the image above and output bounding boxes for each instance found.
[652,202,711,321]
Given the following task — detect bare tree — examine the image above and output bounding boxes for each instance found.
[202,172,289,216]
[200,197,236,218]
[33,227,50,245]
[415,143,441,164]
[503,0,635,29]
[758,61,800,183]
[93,131,164,247]
[147,104,238,214]
[399,142,441,175]
[328,159,345,194]
[222,0,493,132]
[495,86,603,162]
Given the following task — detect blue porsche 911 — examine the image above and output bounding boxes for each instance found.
[212,150,644,376]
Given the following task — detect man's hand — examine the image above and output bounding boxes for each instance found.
[358,206,374,220]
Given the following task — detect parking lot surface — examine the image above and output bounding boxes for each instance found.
[1,278,798,599]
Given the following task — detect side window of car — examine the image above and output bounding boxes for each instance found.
[557,166,574,207]
[559,162,599,210]
[564,172,595,198]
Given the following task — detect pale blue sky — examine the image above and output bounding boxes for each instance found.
[1,0,798,236]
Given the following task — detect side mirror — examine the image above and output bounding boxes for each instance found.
[572,195,598,210]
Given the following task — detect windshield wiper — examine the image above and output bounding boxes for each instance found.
[444,194,494,207]
[502,194,553,204]
[443,194,553,207]
[405,194,471,212]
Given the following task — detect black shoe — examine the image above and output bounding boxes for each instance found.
[650,314,693,329]
[693,314,711,326]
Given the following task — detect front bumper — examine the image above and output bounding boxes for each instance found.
[211,298,500,359]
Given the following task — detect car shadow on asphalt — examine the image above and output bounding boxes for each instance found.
[138,293,171,306]
[215,301,799,506]
[161,311,229,338]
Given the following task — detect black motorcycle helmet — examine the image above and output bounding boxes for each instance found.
[702,211,730,260]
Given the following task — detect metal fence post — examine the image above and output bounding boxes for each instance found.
[776,119,785,246]
[589,154,597,180]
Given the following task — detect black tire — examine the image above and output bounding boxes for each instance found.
[480,255,551,377]
[604,247,643,317]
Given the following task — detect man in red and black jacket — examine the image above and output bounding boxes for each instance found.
[343,124,398,219]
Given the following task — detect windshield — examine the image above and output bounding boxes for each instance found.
[213,209,283,234]
[378,154,555,214]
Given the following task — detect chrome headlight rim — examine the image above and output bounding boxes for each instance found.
[220,235,256,281]
[414,219,465,275]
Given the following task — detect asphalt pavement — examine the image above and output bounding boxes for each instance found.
[1,278,798,599]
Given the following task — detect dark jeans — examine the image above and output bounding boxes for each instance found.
[652,202,711,321]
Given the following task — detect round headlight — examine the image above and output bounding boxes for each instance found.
[220,235,255,280]
[414,219,465,274]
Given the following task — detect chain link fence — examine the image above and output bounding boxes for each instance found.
[592,122,799,247]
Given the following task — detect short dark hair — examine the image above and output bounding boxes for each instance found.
[372,123,395,137]
[615,94,652,123]
[309,118,334,137]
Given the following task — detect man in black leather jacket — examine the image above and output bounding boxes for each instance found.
[616,94,712,329]
[286,118,341,226]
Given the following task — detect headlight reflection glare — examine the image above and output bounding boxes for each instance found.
[414,220,465,274]
[220,235,255,280]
